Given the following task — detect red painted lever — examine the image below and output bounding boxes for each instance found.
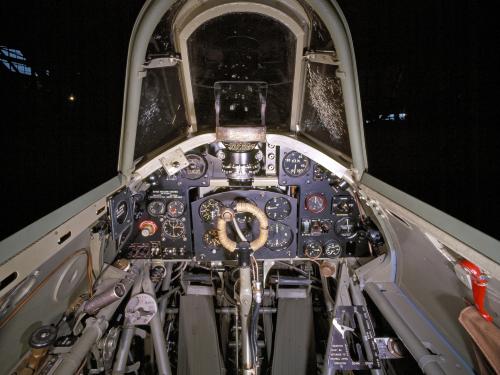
[458,259,493,322]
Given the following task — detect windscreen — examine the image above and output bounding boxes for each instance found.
[187,12,296,131]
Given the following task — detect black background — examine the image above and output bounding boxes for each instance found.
[0,1,499,240]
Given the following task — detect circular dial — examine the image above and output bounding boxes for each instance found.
[167,200,184,218]
[304,241,322,258]
[147,200,166,217]
[199,199,223,223]
[265,197,291,220]
[305,193,328,214]
[334,217,357,239]
[282,151,310,177]
[182,154,208,180]
[266,222,293,251]
[332,196,355,215]
[324,240,342,258]
[203,229,221,248]
[162,218,185,239]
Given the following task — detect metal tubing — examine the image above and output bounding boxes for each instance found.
[216,307,276,314]
[142,267,172,375]
[239,266,253,370]
[53,317,106,375]
[270,276,312,286]
[55,267,139,375]
[364,283,445,375]
[112,271,144,374]
[83,281,127,315]
[321,275,335,314]
[112,325,135,375]
[159,263,174,325]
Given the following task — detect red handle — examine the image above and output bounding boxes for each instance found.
[459,259,493,322]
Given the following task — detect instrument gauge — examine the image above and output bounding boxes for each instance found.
[334,217,357,239]
[305,193,328,214]
[167,200,184,218]
[304,241,322,258]
[147,200,166,217]
[265,197,291,220]
[182,154,208,180]
[203,229,221,248]
[199,199,223,223]
[282,151,310,177]
[162,218,186,239]
[332,196,355,215]
[324,241,342,258]
[266,222,293,251]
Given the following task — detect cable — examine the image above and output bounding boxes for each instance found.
[232,217,247,243]
[0,249,94,329]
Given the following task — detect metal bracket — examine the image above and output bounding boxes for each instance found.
[160,148,190,176]
[304,50,339,65]
[143,54,182,69]
[263,260,275,286]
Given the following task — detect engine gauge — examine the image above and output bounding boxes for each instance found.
[305,193,327,214]
[304,241,322,258]
[334,217,357,239]
[266,222,293,251]
[203,229,221,248]
[199,199,223,223]
[167,200,184,218]
[332,195,355,215]
[265,197,291,220]
[282,151,310,177]
[147,200,166,217]
[182,154,208,180]
[324,240,342,258]
[162,218,186,239]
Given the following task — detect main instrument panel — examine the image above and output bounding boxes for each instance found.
[112,142,375,262]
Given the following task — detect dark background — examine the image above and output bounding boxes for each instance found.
[0,1,499,241]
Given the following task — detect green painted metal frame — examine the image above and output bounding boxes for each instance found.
[0,176,124,265]
[361,174,500,264]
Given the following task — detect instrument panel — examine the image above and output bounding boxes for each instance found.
[191,190,298,261]
[112,143,374,261]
